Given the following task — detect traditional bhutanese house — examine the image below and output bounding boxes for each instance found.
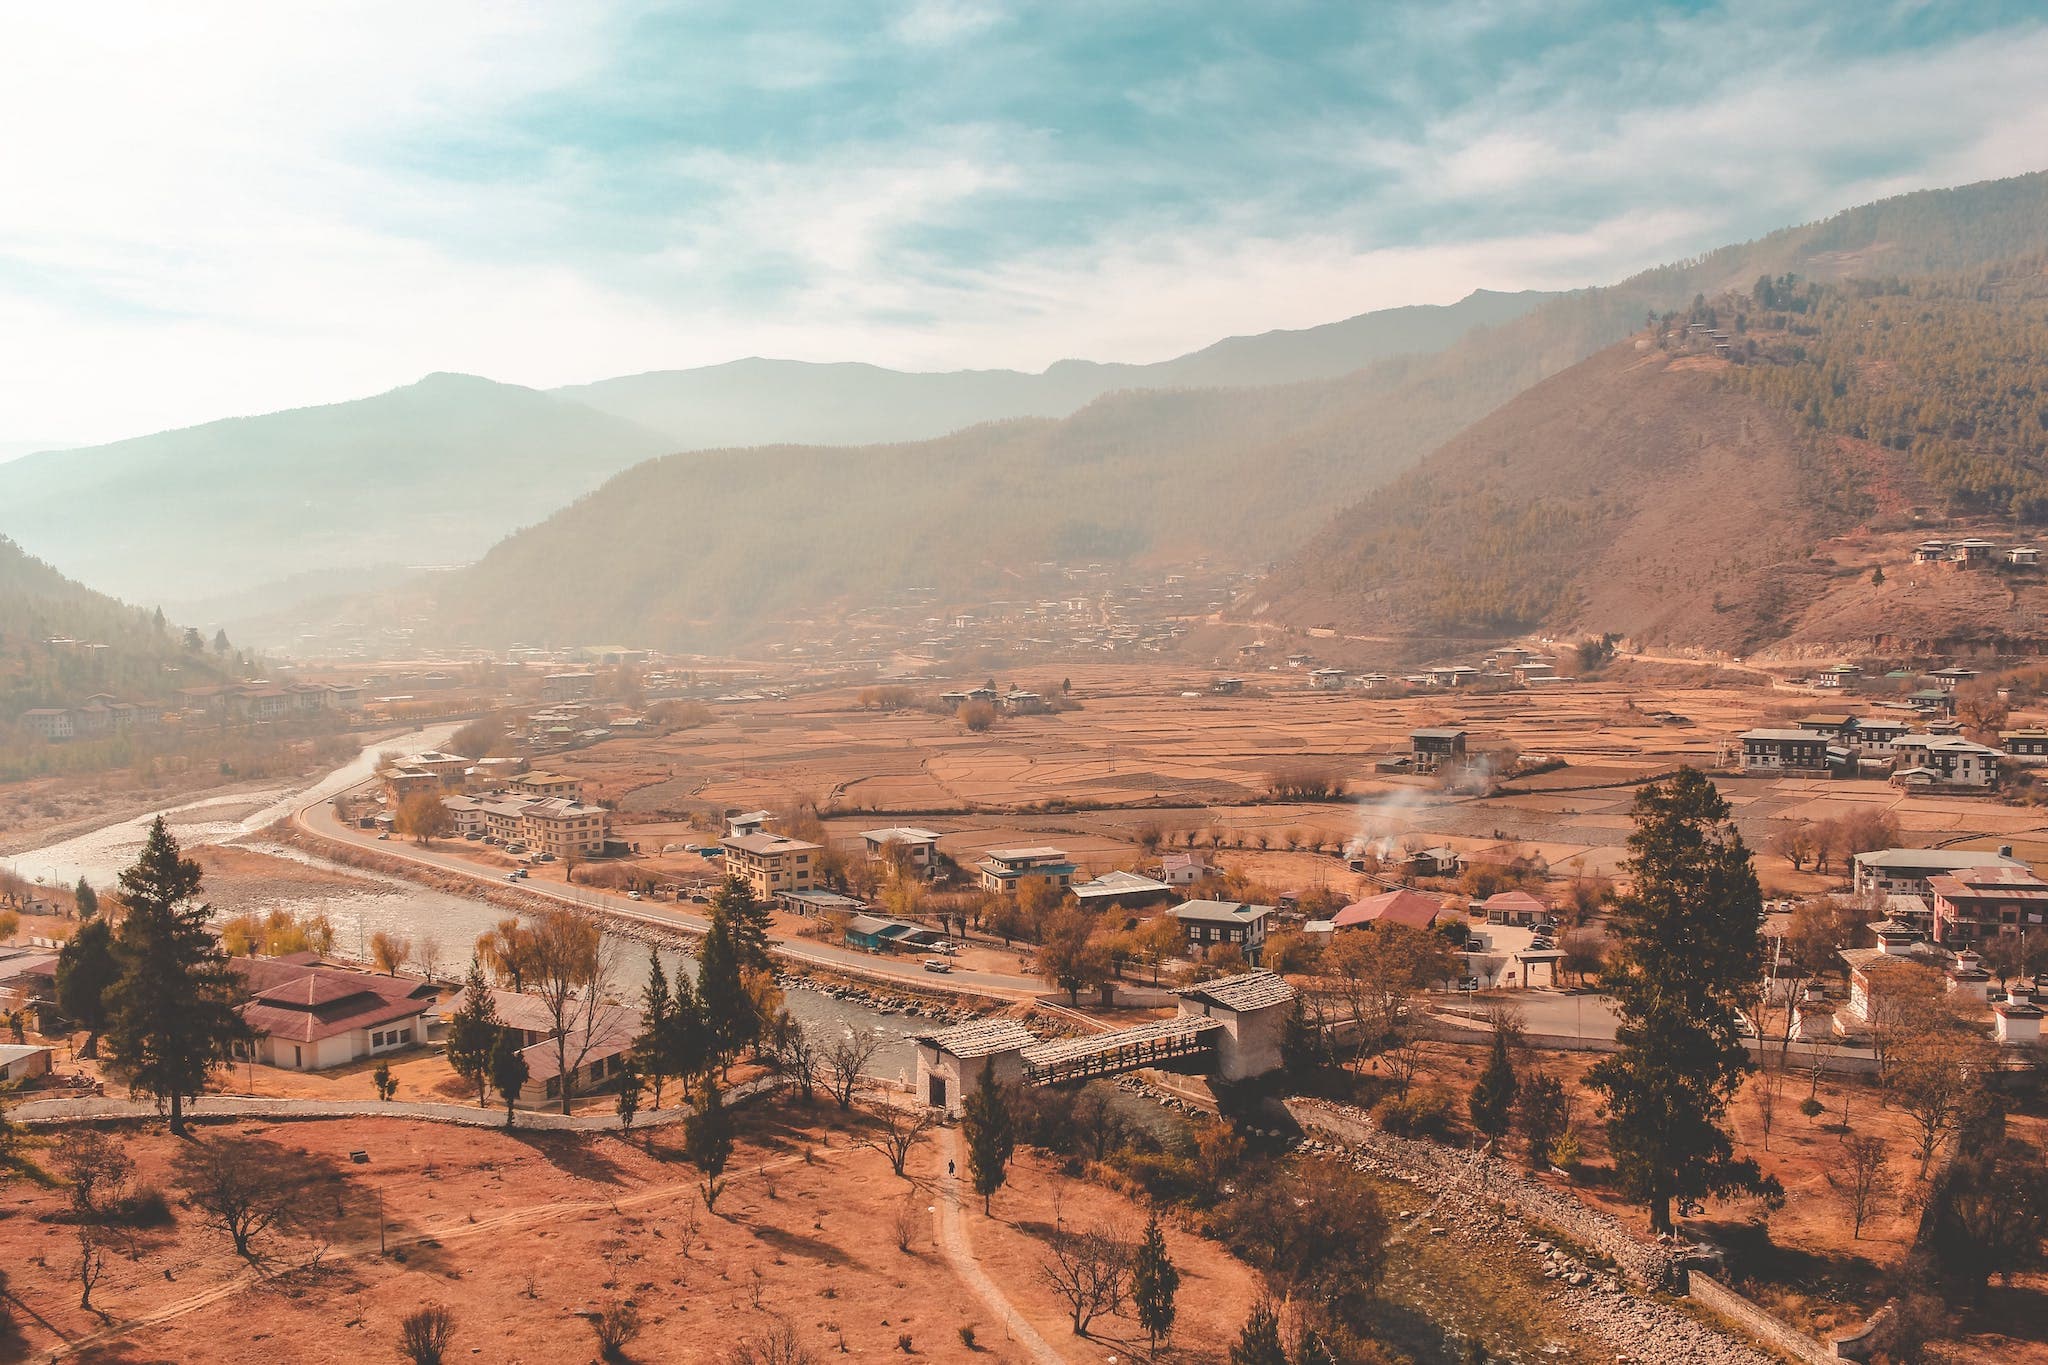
[1331,888,1443,933]
[1410,728,1466,772]
[1159,852,1210,887]
[976,847,1076,898]
[1738,728,1831,773]
[1912,540,1949,563]
[1852,846,2024,898]
[1926,865,2048,947]
[2001,729,2048,762]
[2008,546,2040,566]
[1891,734,2001,788]
[1167,900,1275,959]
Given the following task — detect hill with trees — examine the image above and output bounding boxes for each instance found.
[1255,252,2048,658]
[417,172,2048,651]
[0,535,241,721]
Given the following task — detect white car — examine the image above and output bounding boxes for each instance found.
[922,958,952,974]
[627,890,642,901]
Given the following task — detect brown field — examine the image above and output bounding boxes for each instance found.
[0,1102,1263,1365]
[530,664,2048,899]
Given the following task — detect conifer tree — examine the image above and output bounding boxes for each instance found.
[446,960,502,1107]
[56,918,118,1059]
[490,1027,528,1128]
[1229,1300,1288,1365]
[962,1059,1014,1215]
[1131,1213,1180,1357]
[1469,1028,1517,1143]
[101,818,249,1135]
[1586,769,1778,1233]
[696,908,753,1070]
[635,948,674,1109]
[712,875,774,973]
[73,878,98,919]
[686,1078,735,1210]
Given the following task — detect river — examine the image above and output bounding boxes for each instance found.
[6,723,922,1078]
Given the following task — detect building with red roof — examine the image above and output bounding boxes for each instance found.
[238,964,439,1071]
[1331,888,1443,932]
[1476,890,1549,926]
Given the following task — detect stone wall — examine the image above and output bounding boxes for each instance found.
[1688,1272,1839,1365]
[1285,1097,1677,1289]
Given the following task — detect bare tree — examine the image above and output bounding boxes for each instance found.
[398,1304,458,1365]
[772,1013,819,1103]
[860,1103,938,1178]
[173,1136,306,1262]
[1377,1034,1430,1100]
[1040,1221,1131,1336]
[1826,1135,1894,1238]
[54,1129,131,1311]
[527,907,624,1114]
[893,1195,921,1252]
[821,1025,884,1109]
[414,935,444,983]
[369,930,412,976]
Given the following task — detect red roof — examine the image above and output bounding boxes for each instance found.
[1332,888,1442,931]
[1478,890,1548,915]
[240,966,435,1044]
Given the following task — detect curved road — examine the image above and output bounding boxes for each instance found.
[292,782,1043,999]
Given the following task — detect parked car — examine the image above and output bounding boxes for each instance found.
[922,958,952,974]
[376,832,391,841]
[932,941,960,956]
[627,890,642,901]
[536,852,556,862]
[508,869,528,881]
[464,832,481,841]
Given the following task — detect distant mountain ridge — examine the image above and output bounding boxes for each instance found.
[553,289,1551,447]
[413,171,2048,651]
[0,289,1551,617]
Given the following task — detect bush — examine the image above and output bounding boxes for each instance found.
[957,701,997,732]
[591,1301,642,1360]
[398,1304,457,1365]
[1372,1090,1453,1139]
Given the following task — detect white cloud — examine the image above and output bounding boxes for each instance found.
[891,0,1005,47]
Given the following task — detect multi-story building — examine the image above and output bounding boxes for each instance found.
[720,832,820,898]
[861,827,942,871]
[542,672,597,702]
[1851,847,2024,899]
[1926,864,2048,947]
[1892,734,2002,787]
[976,846,1077,898]
[1738,728,1832,773]
[519,797,610,860]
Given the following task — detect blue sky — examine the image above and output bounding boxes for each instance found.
[4,0,2047,448]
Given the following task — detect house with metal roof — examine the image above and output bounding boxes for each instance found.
[1168,899,1274,960]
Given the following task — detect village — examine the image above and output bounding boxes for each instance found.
[4,644,2048,1363]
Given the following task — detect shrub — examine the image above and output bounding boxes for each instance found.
[957,701,997,732]
[1372,1090,1453,1139]
[398,1304,457,1365]
[591,1301,642,1360]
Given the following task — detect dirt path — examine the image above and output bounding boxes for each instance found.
[932,1126,1066,1365]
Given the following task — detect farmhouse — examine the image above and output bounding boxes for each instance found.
[1410,727,1467,772]
[976,846,1077,897]
[1738,728,1831,773]
[1891,734,2001,787]
[1168,899,1274,958]
[1159,852,1210,887]
[860,826,943,870]
[1071,869,1175,909]
[1476,889,1549,926]
[2001,729,2048,761]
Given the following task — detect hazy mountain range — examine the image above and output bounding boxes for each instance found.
[0,290,1548,618]
[7,169,2048,658]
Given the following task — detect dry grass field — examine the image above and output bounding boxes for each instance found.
[0,1103,1264,1365]
[534,664,2048,899]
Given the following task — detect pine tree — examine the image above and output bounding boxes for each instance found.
[1516,1071,1569,1169]
[1586,769,1779,1233]
[56,918,119,1059]
[686,1079,735,1210]
[73,878,98,919]
[1468,1028,1517,1143]
[712,875,774,973]
[1131,1213,1180,1357]
[666,968,711,1092]
[961,1059,1014,1215]
[101,818,249,1135]
[635,949,673,1109]
[1229,1300,1288,1365]
[1280,996,1325,1077]
[446,961,502,1107]
[490,1027,528,1129]
[696,909,752,1071]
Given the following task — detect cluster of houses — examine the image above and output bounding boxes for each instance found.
[17,678,369,741]
[1909,538,2038,569]
[1738,711,2015,789]
[376,756,613,860]
[937,685,1050,715]
[1222,645,1567,698]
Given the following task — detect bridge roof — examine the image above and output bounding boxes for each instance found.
[1175,969,1295,1013]
[1021,1015,1221,1068]
[913,1018,1038,1059]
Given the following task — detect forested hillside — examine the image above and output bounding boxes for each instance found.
[0,537,239,718]
[1258,252,2048,656]
[420,173,2048,650]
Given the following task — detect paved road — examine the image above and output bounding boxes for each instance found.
[1436,990,1621,1041]
[9,1086,766,1132]
[295,783,1043,998]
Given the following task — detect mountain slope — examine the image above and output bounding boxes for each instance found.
[0,375,678,610]
[0,536,235,718]
[421,172,2048,651]
[1256,255,2048,657]
[550,289,1550,447]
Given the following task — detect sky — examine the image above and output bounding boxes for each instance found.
[4,0,2048,450]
